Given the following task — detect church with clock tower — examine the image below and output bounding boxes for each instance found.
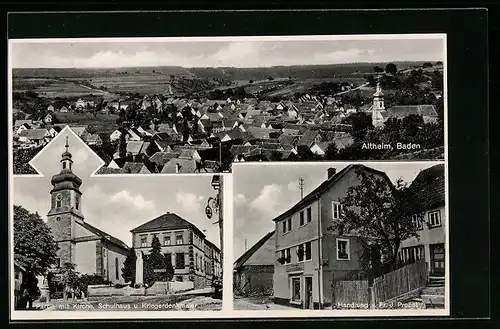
[46,136,129,284]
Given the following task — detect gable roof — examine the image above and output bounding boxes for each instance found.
[234,231,275,269]
[272,164,393,222]
[149,151,180,165]
[387,105,438,118]
[161,157,198,173]
[126,141,145,155]
[409,164,445,209]
[121,162,147,174]
[130,212,204,236]
[78,221,129,250]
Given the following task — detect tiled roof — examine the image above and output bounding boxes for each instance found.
[149,152,180,165]
[387,105,438,118]
[95,167,122,175]
[78,221,129,250]
[26,129,48,140]
[126,141,144,155]
[409,164,445,209]
[121,162,148,174]
[130,212,202,235]
[234,231,275,269]
[161,158,199,173]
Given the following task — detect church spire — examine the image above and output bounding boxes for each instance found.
[61,134,73,171]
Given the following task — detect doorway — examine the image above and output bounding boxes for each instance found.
[430,244,445,276]
[304,276,313,309]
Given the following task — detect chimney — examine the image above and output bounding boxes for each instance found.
[327,168,337,179]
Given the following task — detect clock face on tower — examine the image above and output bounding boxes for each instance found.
[56,193,62,208]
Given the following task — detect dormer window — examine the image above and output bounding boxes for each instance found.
[56,194,62,208]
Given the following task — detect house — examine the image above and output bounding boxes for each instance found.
[149,152,180,169]
[48,125,63,138]
[161,158,200,174]
[107,158,126,170]
[82,133,103,146]
[47,104,55,112]
[126,141,145,157]
[23,129,51,146]
[398,164,445,276]
[14,260,28,307]
[272,165,393,309]
[43,113,53,124]
[233,231,276,296]
[130,212,221,287]
[75,98,86,109]
[14,122,32,136]
[110,129,122,142]
[121,162,151,174]
[297,131,323,148]
[59,106,69,113]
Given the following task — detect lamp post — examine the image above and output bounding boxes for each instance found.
[206,175,223,280]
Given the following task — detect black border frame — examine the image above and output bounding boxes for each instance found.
[4,8,490,324]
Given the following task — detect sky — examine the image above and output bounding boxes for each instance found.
[12,127,221,248]
[10,37,444,68]
[232,162,444,261]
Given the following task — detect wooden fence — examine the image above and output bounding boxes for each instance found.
[372,259,428,303]
[333,280,370,306]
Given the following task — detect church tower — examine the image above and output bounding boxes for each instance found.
[372,79,386,128]
[46,136,84,267]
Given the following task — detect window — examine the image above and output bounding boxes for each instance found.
[337,239,350,260]
[75,195,80,210]
[399,245,425,264]
[164,253,172,266]
[140,235,147,247]
[282,218,292,234]
[332,201,341,219]
[176,252,185,269]
[304,241,312,260]
[56,216,61,221]
[163,235,171,246]
[279,248,291,264]
[291,277,301,302]
[412,215,423,230]
[115,257,119,279]
[297,242,312,262]
[176,233,184,245]
[55,257,61,267]
[297,244,305,262]
[306,207,312,223]
[428,211,442,227]
[176,276,183,282]
[299,211,305,226]
[56,194,62,208]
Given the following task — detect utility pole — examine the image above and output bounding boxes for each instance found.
[218,175,224,269]
[299,178,305,199]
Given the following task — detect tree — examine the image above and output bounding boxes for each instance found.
[143,236,174,287]
[323,143,339,160]
[328,168,427,271]
[422,62,433,68]
[267,76,274,81]
[373,66,384,73]
[385,63,398,75]
[60,262,80,299]
[118,129,127,158]
[343,112,373,142]
[249,80,254,84]
[122,248,137,286]
[14,205,58,276]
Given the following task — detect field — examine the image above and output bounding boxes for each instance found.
[54,113,120,133]
[12,62,437,100]
[13,77,118,100]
